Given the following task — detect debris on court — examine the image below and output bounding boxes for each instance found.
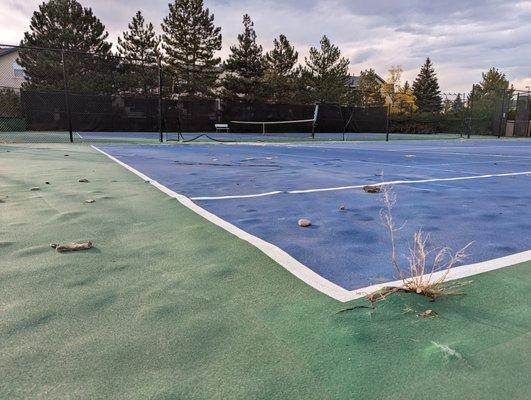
[298,218,312,227]
[45,181,50,184]
[420,309,436,317]
[84,199,96,204]
[30,187,40,191]
[78,178,90,183]
[339,205,346,210]
[363,185,381,193]
[0,195,8,203]
[50,241,93,253]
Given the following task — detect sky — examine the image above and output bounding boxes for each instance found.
[1,0,530,92]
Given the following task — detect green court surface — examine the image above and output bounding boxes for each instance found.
[0,144,529,399]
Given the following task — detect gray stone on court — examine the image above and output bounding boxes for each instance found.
[298,218,312,227]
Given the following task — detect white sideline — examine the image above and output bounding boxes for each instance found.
[192,171,531,200]
[92,145,531,302]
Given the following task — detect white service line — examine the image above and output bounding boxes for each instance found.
[191,170,531,200]
[92,145,531,303]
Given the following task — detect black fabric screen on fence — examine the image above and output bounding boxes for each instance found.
[514,94,530,137]
[22,90,161,132]
[19,91,390,135]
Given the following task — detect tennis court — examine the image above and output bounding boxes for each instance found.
[95,138,531,301]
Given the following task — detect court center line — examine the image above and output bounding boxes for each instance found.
[92,145,531,303]
[191,171,531,200]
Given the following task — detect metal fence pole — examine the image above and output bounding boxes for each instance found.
[385,103,390,142]
[158,60,163,143]
[498,89,505,138]
[467,85,474,139]
[61,49,73,143]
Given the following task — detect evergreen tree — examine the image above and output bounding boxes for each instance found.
[477,68,511,95]
[356,69,385,106]
[19,0,111,92]
[221,14,264,102]
[162,0,222,98]
[412,58,442,113]
[301,35,350,104]
[451,93,464,112]
[468,68,512,130]
[118,11,160,63]
[117,11,160,95]
[263,34,299,103]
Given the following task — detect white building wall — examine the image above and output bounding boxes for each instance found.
[0,51,25,89]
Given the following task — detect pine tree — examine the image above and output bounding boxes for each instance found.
[221,14,264,102]
[356,69,385,106]
[162,0,222,98]
[412,58,442,113]
[19,0,111,91]
[301,35,350,104]
[263,34,299,103]
[117,11,160,95]
[118,11,160,63]
[469,68,512,124]
[477,68,510,95]
[451,93,464,112]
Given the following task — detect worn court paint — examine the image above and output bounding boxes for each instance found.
[95,140,531,299]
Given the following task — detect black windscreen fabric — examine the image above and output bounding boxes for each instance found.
[514,94,530,137]
[222,101,315,133]
[21,90,160,132]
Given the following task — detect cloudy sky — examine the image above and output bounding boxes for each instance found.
[2,0,530,92]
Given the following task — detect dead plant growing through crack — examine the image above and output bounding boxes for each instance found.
[380,184,472,300]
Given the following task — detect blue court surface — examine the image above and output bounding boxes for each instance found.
[96,139,531,299]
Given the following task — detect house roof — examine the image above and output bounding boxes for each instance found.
[348,73,386,87]
[0,47,18,58]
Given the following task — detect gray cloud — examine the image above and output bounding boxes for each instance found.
[1,0,530,91]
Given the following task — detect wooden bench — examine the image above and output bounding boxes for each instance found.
[215,123,230,133]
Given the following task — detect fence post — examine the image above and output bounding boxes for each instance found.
[467,85,474,139]
[61,49,73,143]
[158,59,163,143]
[385,103,390,142]
[498,89,505,138]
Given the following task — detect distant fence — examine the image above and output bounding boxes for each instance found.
[0,44,529,143]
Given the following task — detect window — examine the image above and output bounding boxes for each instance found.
[12,62,25,78]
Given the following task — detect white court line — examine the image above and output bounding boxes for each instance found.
[75,132,83,139]
[92,145,531,302]
[191,171,531,200]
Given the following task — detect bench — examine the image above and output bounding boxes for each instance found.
[215,123,230,133]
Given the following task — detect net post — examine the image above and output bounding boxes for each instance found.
[385,103,390,142]
[61,49,73,143]
[158,59,163,143]
[312,104,319,139]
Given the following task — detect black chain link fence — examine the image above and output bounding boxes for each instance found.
[1,44,528,143]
